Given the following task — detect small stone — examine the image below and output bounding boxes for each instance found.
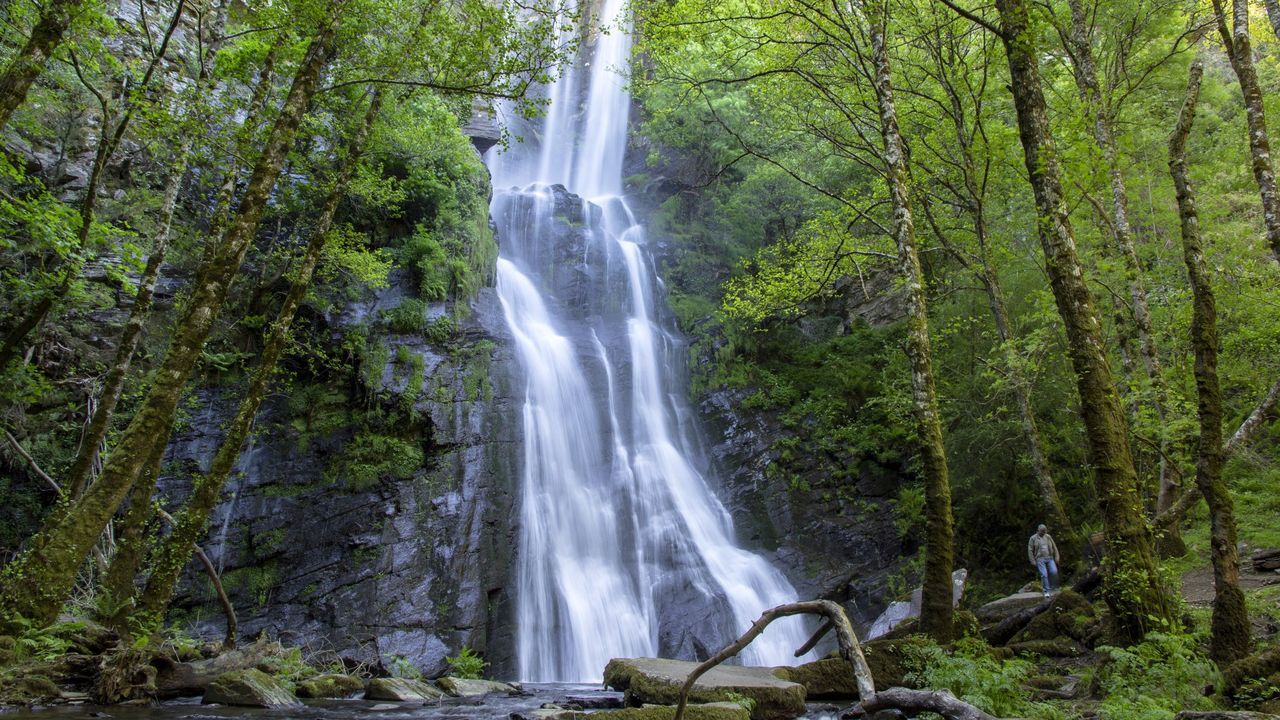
[202,668,301,708]
[369,703,401,710]
[364,677,445,701]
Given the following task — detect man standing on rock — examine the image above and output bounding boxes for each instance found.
[1027,524,1060,598]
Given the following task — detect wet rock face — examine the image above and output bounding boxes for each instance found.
[161,277,523,679]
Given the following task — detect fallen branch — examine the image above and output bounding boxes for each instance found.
[4,428,62,494]
[859,687,996,720]
[157,508,237,649]
[673,601,1003,720]
[674,600,874,720]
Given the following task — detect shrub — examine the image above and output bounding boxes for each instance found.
[445,646,487,679]
[1096,632,1221,720]
[385,298,429,334]
[904,636,1064,719]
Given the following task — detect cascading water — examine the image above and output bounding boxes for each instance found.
[489,0,811,682]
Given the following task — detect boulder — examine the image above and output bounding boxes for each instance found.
[590,703,751,720]
[974,592,1048,624]
[202,669,301,708]
[603,658,804,720]
[1010,591,1098,645]
[771,658,859,699]
[862,636,934,689]
[364,677,445,701]
[296,673,365,698]
[436,676,517,696]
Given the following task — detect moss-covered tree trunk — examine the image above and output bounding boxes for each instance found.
[64,150,188,500]
[868,1,954,643]
[1264,0,1280,46]
[990,0,1177,643]
[99,441,166,628]
[0,8,341,626]
[1169,55,1251,665]
[1064,0,1177,544]
[0,0,85,131]
[138,89,383,621]
[1212,0,1280,266]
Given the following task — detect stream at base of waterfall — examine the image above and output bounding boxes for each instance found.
[486,0,812,683]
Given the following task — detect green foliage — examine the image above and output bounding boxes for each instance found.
[260,647,316,692]
[1095,633,1221,720]
[445,646,487,679]
[5,617,81,662]
[904,636,1064,720]
[385,298,429,334]
[386,654,424,680]
[722,691,757,713]
[325,431,423,491]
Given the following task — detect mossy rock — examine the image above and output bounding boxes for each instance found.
[1,674,61,703]
[1225,646,1280,698]
[771,658,859,699]
[862,635,932,689]
[436,676,518,696]
[296,673,365,698]
[603,658,804,720]
[364,677,446,701]
[0,635,15,651]
[589,702,751,720]
[1010,590,1097,645]
[202,668,301,708]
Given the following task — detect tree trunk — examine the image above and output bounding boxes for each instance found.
[138,89,382,622]
[990,0,1177,643]
[1213,0,1280,266]
[868,2,954,644]
[99,441,166,630]
[1263,0,1280,42]
[0,7,342,626]
[1064,0,1177,534]
[1169,55,1251,665]
[0,0,85,131]
[65,149,189,499]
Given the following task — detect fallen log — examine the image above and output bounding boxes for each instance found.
[859,687,995,720]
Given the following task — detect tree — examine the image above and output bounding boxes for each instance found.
[0,1,346,624]
[640,0,958,641]
[1211,0,1280,266]
[1168,52,1250,664]
[135,88,384,623]
[866,0,955,643]
[944,0,1178,642]
[0,0,89,131]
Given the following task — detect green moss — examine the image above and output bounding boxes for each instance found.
[325,431,423,491]
[223,563,279,609]
[384,298,429,334]
[297,673,365,698]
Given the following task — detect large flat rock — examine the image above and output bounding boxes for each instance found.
[604,658,805,720]
[974,592,1048,623]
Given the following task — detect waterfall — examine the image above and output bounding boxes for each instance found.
[489,0,810,683]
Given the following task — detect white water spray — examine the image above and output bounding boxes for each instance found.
[489,0,810,682]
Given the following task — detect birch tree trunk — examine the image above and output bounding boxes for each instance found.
[1213,0,1280,266]
[868,0,954,643]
